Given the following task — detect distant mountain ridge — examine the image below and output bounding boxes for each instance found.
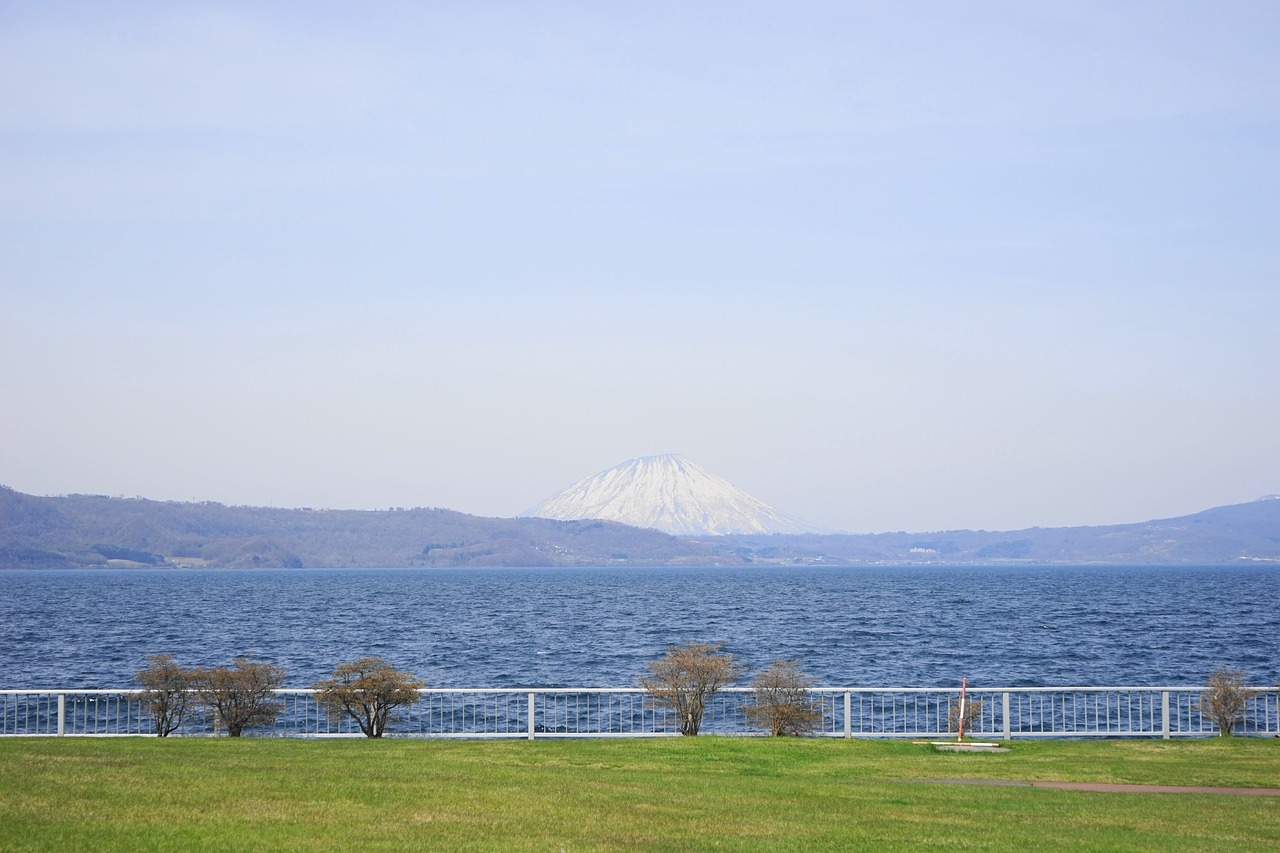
[719,495,1280,566]
[1,484,1277,568]
[519,454,830,536]
[0,485,729,569]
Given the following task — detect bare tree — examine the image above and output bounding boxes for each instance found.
[947,695,983,737]
[194,656,285,737]
[312,657,426,738]
[641,641,743,736]
[134,654,194,737]
[1199,667,1257,736]
[746,660,822,736]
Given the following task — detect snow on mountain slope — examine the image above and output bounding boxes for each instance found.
[519,454,830,536]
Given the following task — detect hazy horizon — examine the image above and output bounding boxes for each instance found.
[3,2,1277,534]
[5,461,1275,537]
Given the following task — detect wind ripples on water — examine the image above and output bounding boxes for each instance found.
[0,565,1276,689]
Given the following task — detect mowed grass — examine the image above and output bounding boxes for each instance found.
[1,736,1277,850]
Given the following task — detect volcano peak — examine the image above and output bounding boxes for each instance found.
[520,455,829,536]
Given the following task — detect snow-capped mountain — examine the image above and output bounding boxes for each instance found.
[519,454,831,536]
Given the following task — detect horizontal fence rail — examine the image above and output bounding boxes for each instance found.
[1,687,1276,740]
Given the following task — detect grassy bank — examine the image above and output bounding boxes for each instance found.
[1,737,1277,850]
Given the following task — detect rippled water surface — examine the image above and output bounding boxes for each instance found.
[2,565,1277,688]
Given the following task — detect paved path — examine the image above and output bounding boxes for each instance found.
[895,778,1280,796]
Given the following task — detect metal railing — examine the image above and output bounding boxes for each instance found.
[2,686,1276,739]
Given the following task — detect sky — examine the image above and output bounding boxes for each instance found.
[2,1,1278,534]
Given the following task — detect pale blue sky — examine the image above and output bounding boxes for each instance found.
[2,1,1277,533]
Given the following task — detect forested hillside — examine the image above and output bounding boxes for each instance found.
[0,486,731,568]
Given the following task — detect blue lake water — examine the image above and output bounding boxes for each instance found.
[1,565,1277,689]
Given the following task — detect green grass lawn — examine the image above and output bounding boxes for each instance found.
[1,737,1277,850]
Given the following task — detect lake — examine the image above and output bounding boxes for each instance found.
[1,565,1276,688]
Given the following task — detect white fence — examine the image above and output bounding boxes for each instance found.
[2,686,1277,739]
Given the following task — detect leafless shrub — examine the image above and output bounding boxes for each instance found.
[1198,667,1257,736]
[313,657,426,738]
[746,660,822,736]
[134,653,195,737]
[194,656,285,737]
[641,641,744,736]
[947,695,983,737]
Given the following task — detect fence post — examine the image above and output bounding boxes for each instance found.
[843,690,851,738]
[57,693,66,736]
[1002,691,1011,741]
[1161,690,1170,739]
[527,692,535,741]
